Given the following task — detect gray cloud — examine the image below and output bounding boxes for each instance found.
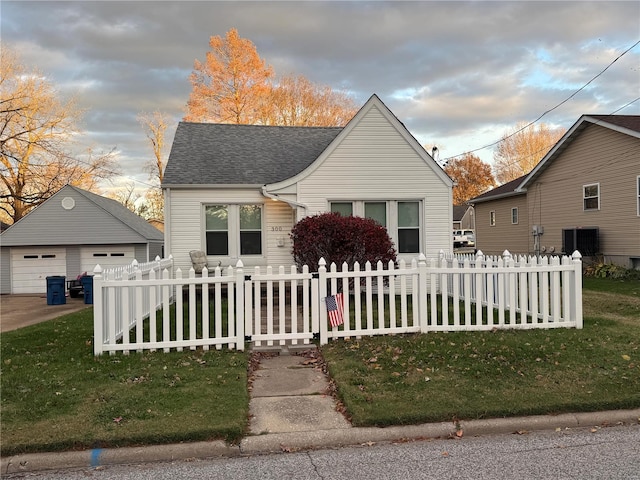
[2,1,638,187]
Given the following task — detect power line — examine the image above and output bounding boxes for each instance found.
[441,39,640,163]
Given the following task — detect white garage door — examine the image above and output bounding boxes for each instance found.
[80,246,136,274]
[11,248,67,294]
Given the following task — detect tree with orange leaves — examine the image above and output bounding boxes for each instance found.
[185,29,357,127]
[185,28,274,124]
[444,153,496,205]
[0,46,117,224]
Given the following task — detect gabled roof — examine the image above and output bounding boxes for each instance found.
[0,185,163,246]
[453,205,470,221]
[163,123,342,186]
[469,175,527,204]
[163,94,453,189]
[519,114,640,190]
[71,187,164,241]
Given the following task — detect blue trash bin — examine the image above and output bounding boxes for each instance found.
[46,276,66,305]
[80,275,94,304]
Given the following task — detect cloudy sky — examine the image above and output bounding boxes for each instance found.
[2,1,639,191]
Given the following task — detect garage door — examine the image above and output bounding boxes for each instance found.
[11,248,67,294]
[80,246,135,274]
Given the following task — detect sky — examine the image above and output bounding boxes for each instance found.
[2,1,639,193]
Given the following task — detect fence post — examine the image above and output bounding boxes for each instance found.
[93,264,104,356]
[572,251,583,329]
[318,258,328,345]
[417,254,428,333]
[235,260,245,351]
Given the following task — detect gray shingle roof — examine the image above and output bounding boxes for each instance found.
[163,122,343,186]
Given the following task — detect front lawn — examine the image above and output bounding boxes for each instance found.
[1,308,249,456]
[323,278,640,426]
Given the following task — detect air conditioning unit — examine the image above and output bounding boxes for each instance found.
[562,227,599,256]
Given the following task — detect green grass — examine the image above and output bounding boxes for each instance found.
[1,308,249,456]
[322,280,640,427]
[1,277,638,455]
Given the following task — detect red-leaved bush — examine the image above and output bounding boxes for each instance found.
[290,212,397,271]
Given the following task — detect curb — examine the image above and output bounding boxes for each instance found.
[3,409,639,475]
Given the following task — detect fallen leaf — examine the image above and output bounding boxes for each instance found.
[622,354,631,361]
[113,416,123,424]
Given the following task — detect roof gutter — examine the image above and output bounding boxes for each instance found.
[261,185,308,211]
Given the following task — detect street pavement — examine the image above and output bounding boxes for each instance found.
[2,347,639,476]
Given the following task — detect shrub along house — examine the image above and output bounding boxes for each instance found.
[162,94,454,273]
[470,114,640,268]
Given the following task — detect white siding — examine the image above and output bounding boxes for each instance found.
[297,105,451,260]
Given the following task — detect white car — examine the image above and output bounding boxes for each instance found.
[453,229,475,248]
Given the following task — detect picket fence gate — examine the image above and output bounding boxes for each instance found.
[92,250,583,356]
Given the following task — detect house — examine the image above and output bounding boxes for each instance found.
[470,114,640,268]
[162,94,454,273]
[453,205,475,230]
[0,185,164,294]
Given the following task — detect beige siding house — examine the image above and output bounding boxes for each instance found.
[162,94,454,273]
[471,114,640,268]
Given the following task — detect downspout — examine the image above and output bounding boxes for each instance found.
[261,185,308,212]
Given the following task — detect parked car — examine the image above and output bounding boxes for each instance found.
[453,229,475,248]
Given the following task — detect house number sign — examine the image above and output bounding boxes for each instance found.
[271,226,285,231]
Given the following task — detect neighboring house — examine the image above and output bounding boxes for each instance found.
[163,94,454,273]
[453,205,475,230]
[470,114,640,268]
[0,185,164,294]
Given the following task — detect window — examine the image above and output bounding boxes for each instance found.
[364,202,387,227]
[637,176,640,216]
[330,202,353,216]
[205,204,262,257]
[239,205,262,255]
[583,183,600,211]
[490,210,496,226]
[205,205,229,255]
[329,200,421,254]
[397,202,420,253]
[511,207,519,224]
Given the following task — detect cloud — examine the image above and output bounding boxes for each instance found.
[2,0,638,183]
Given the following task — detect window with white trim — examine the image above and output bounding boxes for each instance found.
[511,207,519,225]
[329,200,421,253]
[637,176,640,216]
[205,204,263,257]
[489,210,496,226]
[583,183,600,211]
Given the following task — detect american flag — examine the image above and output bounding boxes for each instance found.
[326,293,344,328]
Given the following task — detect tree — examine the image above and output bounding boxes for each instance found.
[136,111,171,220]
[0,46,117,223]
[185,28,274,124]
[263,74,358,127]
[444,153,496,205]
[185,29,357,127]
[290,212,396,272]
[493,122,566,184]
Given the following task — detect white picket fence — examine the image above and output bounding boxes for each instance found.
[92,251,583,355]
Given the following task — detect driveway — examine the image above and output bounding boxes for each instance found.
[0,294,91,333]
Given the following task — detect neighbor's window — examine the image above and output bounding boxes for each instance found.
[583,183,600,211]
[365,202,387,227]
[397,201,420,253]
[330,202,353,216]
[490,210,496,226]
[511,207,519,224]
[637,176,640,216]
[205,205,229,255]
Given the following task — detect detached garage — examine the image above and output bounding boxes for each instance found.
[0,185,164,295]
